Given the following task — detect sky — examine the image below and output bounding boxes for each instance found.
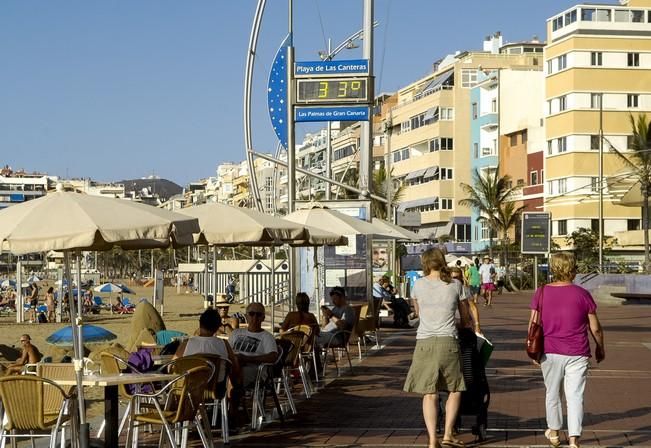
[0,0,579,186]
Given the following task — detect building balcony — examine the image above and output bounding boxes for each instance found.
[613,230,648,248]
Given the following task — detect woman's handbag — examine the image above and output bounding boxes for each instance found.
[526,286,545,361]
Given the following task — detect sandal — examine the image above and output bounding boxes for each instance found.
[544,429,561,448]
[441,439,465,448]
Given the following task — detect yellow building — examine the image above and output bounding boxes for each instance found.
[389,34,541,246]
[545,0,651,253]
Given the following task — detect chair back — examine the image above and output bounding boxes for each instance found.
[0,376,67,431]
[99,352,139,398]
[169,365,212,424]
[344,304,363,344]
[273,339,295,377]
[168,354,224,400]
[278,331,307,368]
[36,363,76,415]
[292,324,315,353]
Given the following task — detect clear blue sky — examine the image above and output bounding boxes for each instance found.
[0,0,577,186]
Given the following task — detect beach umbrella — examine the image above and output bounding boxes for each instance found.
[0,279,16,289]
[27,274,41,283]
[116,283,136,295]
[94,282,126,294]
[46,324,117,346]
[178,201,308,246]
[284,207,395,237]
[0,189,199,448]
[371,218,424,241]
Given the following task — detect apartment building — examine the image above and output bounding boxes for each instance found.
[0,167,56,209]
[389,33,542,253]
[545,0,651,254]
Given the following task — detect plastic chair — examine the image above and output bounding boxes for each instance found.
[279,330,313,398]
[162,355,230,444]
[322,304,362,378]
[125,366,214,448]
[0,375,76,448]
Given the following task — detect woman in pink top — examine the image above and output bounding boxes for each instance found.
[528,252,605,448]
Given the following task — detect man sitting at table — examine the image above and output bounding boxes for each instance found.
[229,302,278,387]
[174,308,239,382]
[316,286,357,348]
[6,334,42,375]
[214,294,240,336]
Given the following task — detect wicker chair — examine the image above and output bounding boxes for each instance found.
[278,330,313,398]
[36,363,78,447]
[0,375,75,448]
[125,365,214,448]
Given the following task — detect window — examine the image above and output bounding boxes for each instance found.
[582,8,596,21]
[461,69,478,88]
[628,219,641,231]
[530,171,538,185]
[565,10,577,24]
[441,168,453,180]
[491,98,497,113]
[402,148,410,160]
[628,52,640,67]
[627,94,639,108]
[441,198,453,210]
[591,219,599,232]
[559,178,567,194]
[591,52,603,66]
[591,93,602,109]
[429,139,440,152]
[591,135,600,150]
[558,219,567,235]
[441,138,454,150]
[510,134,518,146]
[558,137,567,153]
[552,15,564,31]
[547,100,552,116]
[596,9,611,21]
[548,180,555,195]
[400,121,410,133]
[522,130,528,144]
[547,140,553,155]
[627,135,635,149]
[441,108,454,120]
[558,54,567,70]
[473,143,479,158]
[540,170,544,182]
[411,113,425,130]
[559,95,567,111]
[547,60,553,74]
[472,102,478,119]
[591,177,599,192]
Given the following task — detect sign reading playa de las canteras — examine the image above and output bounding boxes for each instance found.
[294,59,369,77]
[521,212,551,254]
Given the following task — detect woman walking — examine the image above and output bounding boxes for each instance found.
[529,252,605,448]
[404,248,471,448]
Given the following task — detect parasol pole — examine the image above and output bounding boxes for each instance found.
[270,245,276,331]
[74,250,90,448]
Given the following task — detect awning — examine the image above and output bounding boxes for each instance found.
[423,166,439,179]
[417,221,453,238]
[421,70,454,95]
[397,197,438,212]
[423,107,439,121]
[405,168,427,181]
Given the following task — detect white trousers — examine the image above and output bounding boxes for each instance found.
[540,353,590,437]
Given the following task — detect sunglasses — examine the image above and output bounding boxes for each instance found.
[247,311,264,318]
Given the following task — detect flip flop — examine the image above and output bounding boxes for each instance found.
[544,429,561,448]
[441,439,465,448]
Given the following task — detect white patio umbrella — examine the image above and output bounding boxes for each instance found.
[371,218,424,241]
[0,189,199,448]
[284,207,394,237]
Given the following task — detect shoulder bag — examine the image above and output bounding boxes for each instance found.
[526,286,545,362]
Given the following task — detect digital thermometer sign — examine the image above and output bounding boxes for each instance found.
[296,78,369,104]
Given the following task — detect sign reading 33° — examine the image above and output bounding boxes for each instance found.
[296,78,369,104]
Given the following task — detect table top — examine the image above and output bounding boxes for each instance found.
[55,372,177,387]
[151,354,174,366]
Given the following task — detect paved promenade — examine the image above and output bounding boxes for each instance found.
[229,291,651,448]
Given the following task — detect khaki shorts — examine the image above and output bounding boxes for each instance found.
[403,336,466,394]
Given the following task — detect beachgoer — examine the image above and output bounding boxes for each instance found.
[45,287,56,322]
[6,334,42,375]
[466,257,481,304]
[279,292,320,336]
[479,256,496,307]
[27,282,39,322]
[316,287,356,348]
[450,266,481,334]
[214,294,240,336]
[174,308,239,382]
[229,302,277,387]
[403,248,471,448]
[529,252,605,448]
[496,265,506,295]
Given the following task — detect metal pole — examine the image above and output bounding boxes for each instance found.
[325,38,333,201]
[287,0,295,213]
[16,259,22,323]
[73,251,89,448]
[359,0,374,204]
[385,107,393,219]
[204,245,209,307]
[271,246,276,331]
[598,93,604,273]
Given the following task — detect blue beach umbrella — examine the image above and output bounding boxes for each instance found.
[94,282,125,294]
[46,324,117,346]
[0,279,16,289]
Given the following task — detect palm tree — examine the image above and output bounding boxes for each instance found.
[460,167,523,259]
[610,114,651,273]
[494,200,527,274]
[372,165,405,220]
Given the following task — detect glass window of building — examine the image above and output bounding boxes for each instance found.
[590,52,603,66]
[530,171,538,185]
[581,8,596,21]
[461,69,478,88]
[627,94,639,108]
[558,220,567,235]
[591,135,600,150]
[558,54,567,70]
[627,52,640,67]
[591,93,602,109]
[558,137,567,153]
[565,9,578,24]
[559,95,567,111]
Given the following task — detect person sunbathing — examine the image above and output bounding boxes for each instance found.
[6,334,42,375]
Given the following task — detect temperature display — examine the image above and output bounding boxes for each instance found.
[296,78,369,103]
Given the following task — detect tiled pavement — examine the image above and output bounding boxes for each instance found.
[226,292,651,447]
[31,291,651,447]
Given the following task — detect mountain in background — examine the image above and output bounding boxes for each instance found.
[118,177,183,202]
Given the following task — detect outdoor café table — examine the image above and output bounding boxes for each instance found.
[151,354,174,366]
[56,372,176,448]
